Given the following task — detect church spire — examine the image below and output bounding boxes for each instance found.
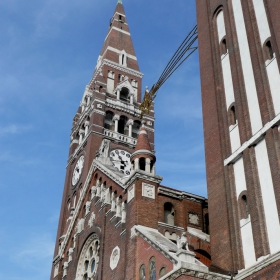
[96,1,140,72]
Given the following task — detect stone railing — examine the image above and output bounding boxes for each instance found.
[104,129,137,145]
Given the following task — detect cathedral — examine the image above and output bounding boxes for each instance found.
[51,0,280,279]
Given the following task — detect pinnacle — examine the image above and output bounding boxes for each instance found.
[118,0,122,3]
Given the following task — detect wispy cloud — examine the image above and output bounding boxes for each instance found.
[0,124,32,137]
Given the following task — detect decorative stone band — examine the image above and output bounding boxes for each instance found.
[235,251,280,280]
[106,98,141,117]
[162,268,231,280]
[88,59,144,87]
[158,187,207,204]
[224,113,280,166]
[158,222,184,231]
[123,169,163,188]
[104,129,137,146]
[131,149,155,160]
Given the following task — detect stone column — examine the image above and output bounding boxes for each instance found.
[78,129,84,144]
[116,197,121,217]
[84,121,89,136]
[96,180,101,197]
[145,158,151,173]
[116,89,120,100]
[134,158,139,170]
[151,164,156,175]
[113,115,120,133]
[111,192,116,212]
[129,93,134,104]
[127,119,134,137]
[121,202,126,223]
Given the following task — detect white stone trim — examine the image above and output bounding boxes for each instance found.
[104,27,131,42]
[142,182,155,199]
[110,246,120,270]
[235,251,280,279]
[106,46,137,60]
[224,112,280,165]
[158,222,184,231]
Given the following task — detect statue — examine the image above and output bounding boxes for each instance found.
[177,232,189,251]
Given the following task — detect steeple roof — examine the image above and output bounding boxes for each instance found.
[98,1,140,72]
[135,126,152,152]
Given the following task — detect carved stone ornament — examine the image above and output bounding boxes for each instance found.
[127,184,135,203]
[110,246,120,270]
[188,213,199,225]
[142,183,155,199]
[88,212,96,228]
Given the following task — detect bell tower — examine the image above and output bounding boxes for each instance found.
[196,0,280,277]
[51,1,155,279]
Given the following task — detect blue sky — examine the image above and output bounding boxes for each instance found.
[0,0,205,279]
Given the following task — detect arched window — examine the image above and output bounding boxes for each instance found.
[132,120,141,138]
[159,267,167,277]
[120,87,129,101]
[104,111,114,131]
[164,202,175,226]
[139,157,146,171]
[75,234,100,280]
[118,115,128,134]
[139,264,146,280]
[229,105,237,125]
[149,257,156,280]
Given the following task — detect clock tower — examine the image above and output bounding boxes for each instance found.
[51,1,155,279]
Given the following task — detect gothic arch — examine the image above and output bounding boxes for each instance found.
[75,233,100,280]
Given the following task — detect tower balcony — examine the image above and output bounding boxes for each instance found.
[104,129,137,146]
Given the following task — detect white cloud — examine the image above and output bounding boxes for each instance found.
[0,124,32,137]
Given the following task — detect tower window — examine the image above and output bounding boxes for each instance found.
[241,195,249,219]
[139,157,146,171]
[104,111,114,131]
[164,202,175,226]
[120,87,129,101]
[118,115,128,135]
[119,15,122,21]
[220,37,228,56]
[122,54,125,65]
[265,40,274,60]
[229,105,237,126]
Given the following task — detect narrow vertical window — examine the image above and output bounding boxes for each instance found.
[122,54,125,65]
[220,37,227,56]
[139,264,146,280]
[266,40,274,60]
[229,105,237,125]
[242,195,249,218]
[149,257,156,280]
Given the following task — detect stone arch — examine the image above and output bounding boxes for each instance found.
[75,233,100,280]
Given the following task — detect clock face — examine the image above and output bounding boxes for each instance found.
[72,155,85,186]
[110,149,131,176]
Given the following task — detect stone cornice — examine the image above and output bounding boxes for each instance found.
[131,149,155,160]
[105,97,141,117]
[158,187,207,203]
[123,170,163,188]
[235,251,280,280]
